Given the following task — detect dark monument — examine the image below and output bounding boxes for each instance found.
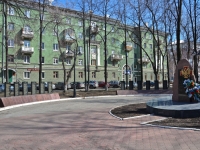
[172,59,195,102]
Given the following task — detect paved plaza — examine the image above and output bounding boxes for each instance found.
[0,94,200,150]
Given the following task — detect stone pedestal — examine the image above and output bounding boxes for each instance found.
[172,59,195,102]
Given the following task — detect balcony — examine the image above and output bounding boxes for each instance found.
[65,35,75,43]
[137,58,150,64]
[21,46,34,55]
[91,26,99,34]
[125,42,132,52]
[63,50,74,57]
[21,29,34,39]
[111,54,123,61]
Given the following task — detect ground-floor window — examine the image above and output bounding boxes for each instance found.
[112,72,115,78]
[67,71,71,78]
[79,72,83,78]
[92,72,96,78]
[91,59,96,65]
[42,72,45,79]
[53,71,58,78]
[24,71,30,79]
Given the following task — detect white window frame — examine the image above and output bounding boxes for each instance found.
[8,39,14,47]
[42,27,45,34]
[66,44,71,51]
[42,72,45,79]
[78,32,83,39]
[66,58,71,65]
[53,57,58,64]
[78,59,83,65]
[53,43,58,51]
[41,57,44,64]
[25,10,30,18]
[24,55,30,63]
[78,46,83,54]
[8,7,15,15]
[24,40,31,47]
[78,20,82,26]
[8,23,14,31]
[149,44,152,49]
[111,26,114,32]
[40,14,45,20]
[24,71,30,79]
[66,18,71,24]
[42,42,45,50]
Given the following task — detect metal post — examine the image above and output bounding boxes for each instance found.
[83,8,87,92]
[73,49,76,97]
[1,1,5,83]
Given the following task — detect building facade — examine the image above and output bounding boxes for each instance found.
[0,1,168,85]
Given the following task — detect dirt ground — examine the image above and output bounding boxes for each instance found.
[111,103,200,129]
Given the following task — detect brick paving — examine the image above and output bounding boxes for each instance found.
[0,94,199,150]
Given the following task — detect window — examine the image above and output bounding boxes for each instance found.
[8,23,14,31]
[53,71,58,78]
[78,59,83,65]
[149,34,152,39]
[112,72,115,78]
[24,40,30,47]
[144,43,146,48]
[8,55,14,62]
[24,55,30,63]
[144,33,147,39]
[25,10,30,18]
[79,72,83,78]
[24,25,31,33]
[24,72,30,79]
[53,29,57,36]
[149,44,152,49]
[42,72,45,79]
[53,44,58,51]
[102,24,105,30]
[66,44,71,51]
[41,57,44,64]
[104,72,108,78]
[92,72,96,78]
[40,14,45,20]
[8,39,14,47]
[66,71,71,78]
[91,35,96,41]
[8,7,15,15]
[78,46,83,54]
[111,26,114,32]
[78,20,82,26]
[42,43,45,50]
[91,60,96,65]
[111,38,115,44]
[53,57,58,64]
[66,58,71,65]
[134,65,137,69]
[78,32,83,39]
[66,18,71,24]
[42,27,45,34]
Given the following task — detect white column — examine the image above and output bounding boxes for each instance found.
[97,45,100,66]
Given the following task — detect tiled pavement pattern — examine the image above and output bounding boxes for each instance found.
[0,94,199,150]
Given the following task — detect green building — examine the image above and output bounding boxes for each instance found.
[0,1,168,85]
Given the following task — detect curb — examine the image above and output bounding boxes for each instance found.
[141,118,200,131]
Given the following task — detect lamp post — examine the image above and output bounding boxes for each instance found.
[73,49,82,97]
[73,49,76,97]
